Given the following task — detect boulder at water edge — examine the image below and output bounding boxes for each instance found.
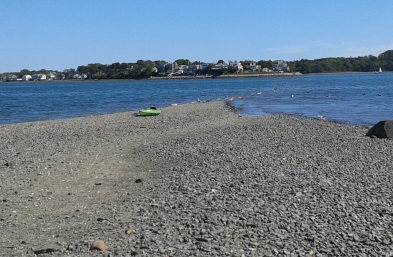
[366,120,393,138]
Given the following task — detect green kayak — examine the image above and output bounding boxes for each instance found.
[139,107,161,116]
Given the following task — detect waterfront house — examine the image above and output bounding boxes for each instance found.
[3,74,18,82]
[22,75,32,81]
[174,65,189,75]
[273,60,290,72]
[229,61,244,73]
[31,74,47,81]
[200,63,209,71]
[56,73,66,80]
[47,73,56,80]
[242,62,261,72]
[211,62,228,71]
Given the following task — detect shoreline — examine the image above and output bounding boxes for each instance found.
[148,72,303,80]
[1,102,393,256]
[4,71,392,84]
[0,72,303,84]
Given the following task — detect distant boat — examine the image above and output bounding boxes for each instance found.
[374,67,382,74]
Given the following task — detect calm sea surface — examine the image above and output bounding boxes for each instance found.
[0,73,392,126]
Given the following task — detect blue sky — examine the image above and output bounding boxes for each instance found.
[1,0,393,72]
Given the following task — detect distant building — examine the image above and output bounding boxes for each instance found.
[47,73,56,80]
[211,62,228,71]
[73,74,87,79]
[242,61,261,72]
[228,61,243,73]
[3,74,18,82]
[164,62,177,74]
[200,63,209,70]
[273,60,290,72]
[151,67,158,73]
[22,75,32,81]
[31,74,47,81]
[174,65,189,75]
[56,73,66,80]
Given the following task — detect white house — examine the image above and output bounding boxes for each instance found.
[211,62,228,71]
[31,74,47,81]
[229,61,243,73]
[174,65,188,75]
[47,73,56,80]
[73,74,87,79]
[22,75,32,81]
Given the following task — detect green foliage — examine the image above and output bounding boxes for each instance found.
[257,60,273,68]
[379,50,393,70]
[287,51,393,74]
[175,59,190,66]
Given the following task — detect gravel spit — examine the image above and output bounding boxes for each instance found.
[1,101,393,256]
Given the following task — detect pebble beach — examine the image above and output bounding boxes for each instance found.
[1,101,393,256]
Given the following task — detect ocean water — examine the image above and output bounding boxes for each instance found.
[0,73,392,126]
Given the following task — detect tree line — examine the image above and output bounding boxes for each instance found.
[73,50,393,78]
[2,50,393,80]
[288,50,393,74]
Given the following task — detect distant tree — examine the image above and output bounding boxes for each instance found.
[216,59,225,64]
[294,59,312,74]
[257,60,273,68]
[312,64,324,73]
[240,60,255,66]
[378,50,393,70]
[378,50,393,62]
[63,68,77,79]
[77,65,88,74]
[154,60,166,66]
[136,60,145,65]
[175,59,190,66]
[210,68,225,76]
[19,69,30,76]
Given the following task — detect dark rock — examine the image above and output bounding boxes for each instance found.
[366,120,393,138]
[33,245,60,254]
[135,178,143,183]
[194,237,209,242]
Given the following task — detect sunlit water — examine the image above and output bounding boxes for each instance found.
[0,73,392,126]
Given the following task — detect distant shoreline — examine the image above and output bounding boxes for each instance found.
[0,72,302,83]
[148,72,303,80]
[3,71,391,83]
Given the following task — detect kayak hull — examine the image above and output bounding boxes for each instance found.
[139,107,161,116]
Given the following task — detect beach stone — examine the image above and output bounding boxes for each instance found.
[366,120,393,138]
[91,240,108,251]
